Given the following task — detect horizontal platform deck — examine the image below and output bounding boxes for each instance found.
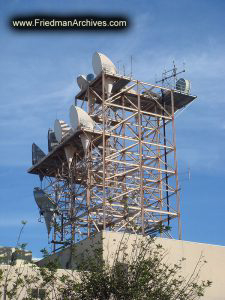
[75,72,196,113]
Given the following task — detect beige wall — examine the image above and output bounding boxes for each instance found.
[0,263,77,300]
[37,231,225,300]
[102,232,225,300]
[37,232,103,269]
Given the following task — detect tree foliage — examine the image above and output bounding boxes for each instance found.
[59,236,212,300]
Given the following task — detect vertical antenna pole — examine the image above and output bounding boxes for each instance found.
[61,213,64,242]
[87,87,91,237]
[102,71,106,231]
[171,90,182,240]
[137,81,144,235]
[122,96,126,225]
[156,105,163,234]
[53,188,57,253]
[173,61,177,88]
[70,169,75,243]
[162,91,170,226]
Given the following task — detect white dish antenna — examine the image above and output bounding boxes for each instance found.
[33,187,58,235]
[92,52,117,76]
[176,78,191,95]
[54,119,71,142]
[77,75,89,91]
[77,74,95,91]
[70,105,94,131]
[92,52,117,97]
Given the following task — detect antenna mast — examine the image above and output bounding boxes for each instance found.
[156,61,185,88]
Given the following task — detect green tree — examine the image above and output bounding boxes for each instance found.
[56,236,212,300]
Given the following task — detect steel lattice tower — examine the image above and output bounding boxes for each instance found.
[28,64,196,252]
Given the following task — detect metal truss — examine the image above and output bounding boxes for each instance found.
[29,71,196,251]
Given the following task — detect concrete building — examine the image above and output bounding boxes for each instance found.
[1,236,224,299]
[0,248,75,300]
[37,231,225,300]
[0,246,32,266]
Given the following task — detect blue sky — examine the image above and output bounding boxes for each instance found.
[0,0,225,258]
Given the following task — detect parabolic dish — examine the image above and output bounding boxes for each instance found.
[70,105,94,131]
[77,75,89,90]
[92,52,117,76]
[54,119,71,142]
[33,187,58,235]
[176,78,191,95]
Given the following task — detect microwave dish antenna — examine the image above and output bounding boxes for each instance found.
[77,74,95,90]
[77,75,89,91]
[92,52,117,96]
[176,78,191,95]
[32,143,46,165]
[48,129,58,152]
[33,187,58,235]
[54,119,71,142]
[92,52,117,76]
[70,105,94,131]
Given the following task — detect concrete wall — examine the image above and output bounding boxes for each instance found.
[37,231,225,300]
[37,232,103,269]
[102,232,225,300]
[0,263,77,300]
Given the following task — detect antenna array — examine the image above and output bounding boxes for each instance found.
[28,53,196,252]
[156,61,185,89]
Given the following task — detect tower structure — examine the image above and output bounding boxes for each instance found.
[28,53,196,252]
